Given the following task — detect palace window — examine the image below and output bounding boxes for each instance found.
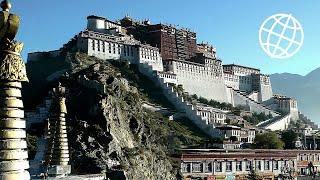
[97,40,100,51]
[236,161,242,171]
[113,44,116,54]
[205,162,212,173]
[102,42,105,52]
[192,163,202,172]
[284,160,289,166]
[273,160,278,170]
[215,162,222,172]
[108,43,111,53]
[264,160,270,170]
[226,161,232,172]
[181,163,190,173]
[92,40,95,51]
[246,161,252,171]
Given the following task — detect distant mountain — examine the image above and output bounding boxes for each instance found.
[270,68,320,125]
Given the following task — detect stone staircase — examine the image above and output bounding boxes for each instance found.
[228,87,293,131]
[138,62,221,138]
[256,113,291,130]
[29,137,48,176]
[26,94,52,129]
[25,95,53,176]
[228,87,281,117]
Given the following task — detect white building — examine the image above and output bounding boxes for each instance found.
[163,58,229,103]
[27,15,309,132]
[180,149,299,180]
[196,104,227,125]
[76,30,164,72]
[215,125,256,144]
[293,126,317,137]
[223,64,273,103]
[273,95,299,121]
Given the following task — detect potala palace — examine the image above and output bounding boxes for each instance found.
[28,15,314,138]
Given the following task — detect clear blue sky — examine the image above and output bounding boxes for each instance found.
[11,0,320,75]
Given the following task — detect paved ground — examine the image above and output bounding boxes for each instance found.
[298,175,320,180]
[31,174,106,180]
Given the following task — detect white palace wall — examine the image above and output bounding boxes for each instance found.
[257,114,291,131]
[138,62,221,138]
[177,71,229,103]
[259,83,273,102]
[167,60,230,103]
[77,31,163,72]
[85,38,138,62]
[248,91,259,102]
[138,45,163,72]
[255,74,273,102]
[231,88,280,117]
[264,114,291,131]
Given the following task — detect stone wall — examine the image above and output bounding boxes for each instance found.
[25,95,52,129]
[164,59,229,103]
[27,50,62,62]
[248,91,259,102]
[257,114,291,131]
[231,88,280,117]
[224,73,240,90]
[176,72,229,103]
[157,72,177,84]
[29,137,48,176]
[138,62,221,138]
[138,45,163,72]
[259,80,273,103]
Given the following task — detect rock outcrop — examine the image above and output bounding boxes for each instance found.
[25,52,209,179]
[61,53,177,179]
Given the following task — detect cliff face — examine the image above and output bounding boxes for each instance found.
[63,54,177,179]
[25,52,208,179]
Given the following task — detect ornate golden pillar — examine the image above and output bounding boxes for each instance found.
[45,83,70,176]
[0,0,30,179]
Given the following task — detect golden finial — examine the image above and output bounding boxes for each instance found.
[0,0,11,12]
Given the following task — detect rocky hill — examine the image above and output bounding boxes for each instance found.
[270,68,320,124]
[24,52,209,179]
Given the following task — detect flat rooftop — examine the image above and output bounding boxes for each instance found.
[223,64,260,71]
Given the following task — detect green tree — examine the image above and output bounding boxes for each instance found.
[281,130,298,149]
[254,132,284,149]
[230,136,238,142]
[243,112,272,125]
[246,169,262,180]
[191,94,198,99]
[293,120,304,128]
[198,96,209,104]
[26,134,38,160]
